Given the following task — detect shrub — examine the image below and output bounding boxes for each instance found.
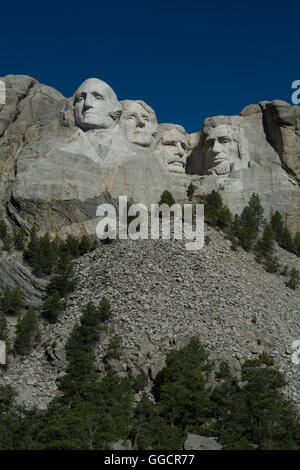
[258,351,274,366]
[287,268,300,290]
[264,256,279,273]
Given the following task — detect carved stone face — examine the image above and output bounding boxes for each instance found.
[204,125,239,175]
[121,101,157,147]
[73,78,120,131]
[156,125,187,174]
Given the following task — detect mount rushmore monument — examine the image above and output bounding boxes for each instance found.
[0,74,299,237]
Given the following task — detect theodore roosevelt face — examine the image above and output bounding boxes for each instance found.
[156,125,187,174]
[73,78,120,131]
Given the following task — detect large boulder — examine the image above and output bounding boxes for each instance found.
[184,433,222,450]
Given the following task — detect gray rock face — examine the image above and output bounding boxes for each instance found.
[0,251,48,308]
[187,103,300,232]
[184,433,222,450]
[0,74,299,239]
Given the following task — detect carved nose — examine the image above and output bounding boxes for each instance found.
[212,141,221,154]
[175,143,184,157]
[83,95,94,110]
[136,117,145,127]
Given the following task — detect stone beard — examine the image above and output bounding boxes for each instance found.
[73,78,121,131]
[120,100,157,147]
[203,124,248,176]
[156,124,187,174]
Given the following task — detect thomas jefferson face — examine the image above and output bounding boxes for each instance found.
[205,125,239,175]
[121,101,157,147]
[74,78,120,131]
[156,126,187,174]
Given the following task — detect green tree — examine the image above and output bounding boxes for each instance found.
[154,337,212,431]
[131,393,183,450]
[0,285,23,316]
[79,235,91,256]
[13,228,27,251]
[105,334,123,361]
[186,183,196,201]
[158,190,176,207]
[287,268,300,290]
[2,234,13,251]
[293,232,300,257]
[23,227,39,265]
[0,220,7,240]
[42,292,64,323]
[14,308,41,356]
[279,227,293,252]
[98,296,113,322]
[264,255,279,273]
[248,193,264,233]
[47,253,78,298]
[270,210,284,241]
[32,232,57,276]
[260,223,275,256]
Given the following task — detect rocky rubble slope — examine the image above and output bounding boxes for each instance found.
[0,224,299,410]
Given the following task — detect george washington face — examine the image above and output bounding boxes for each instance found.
[74,78,121,131]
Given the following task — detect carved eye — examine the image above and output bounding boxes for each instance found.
[76,96,84,103]
[163,141,176,146]
[94,94,104,100]
[142,116,149,121]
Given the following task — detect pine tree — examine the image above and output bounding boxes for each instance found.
[13,228,27,251]
[0,314,10,355]
[33,232,57,276]
[14,308,41,356]
[270,210,284,241]
[131,393,183,450]
[47,253,77,297]
[204,190,223,226]
[79,235,91,256]
[23,226,39,265]
[105,334,123,361]
[154,337,212,431]
[279,227,293,252]
[256,223,275,257]
[248,193,264,233]
[2,234,13,251]
[0,220,7,240]
[158,190,176,207]
[98,296,112,322]
[293,232,300,257]
[0,315,9,342]
[0,285,23,316]
[42,292,64,323]
[287,268,300,290]
[186,183,196,201]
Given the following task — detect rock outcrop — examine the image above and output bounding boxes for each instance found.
[0,74,298,238]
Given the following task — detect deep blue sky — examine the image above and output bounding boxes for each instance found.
[1,0,299,133]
